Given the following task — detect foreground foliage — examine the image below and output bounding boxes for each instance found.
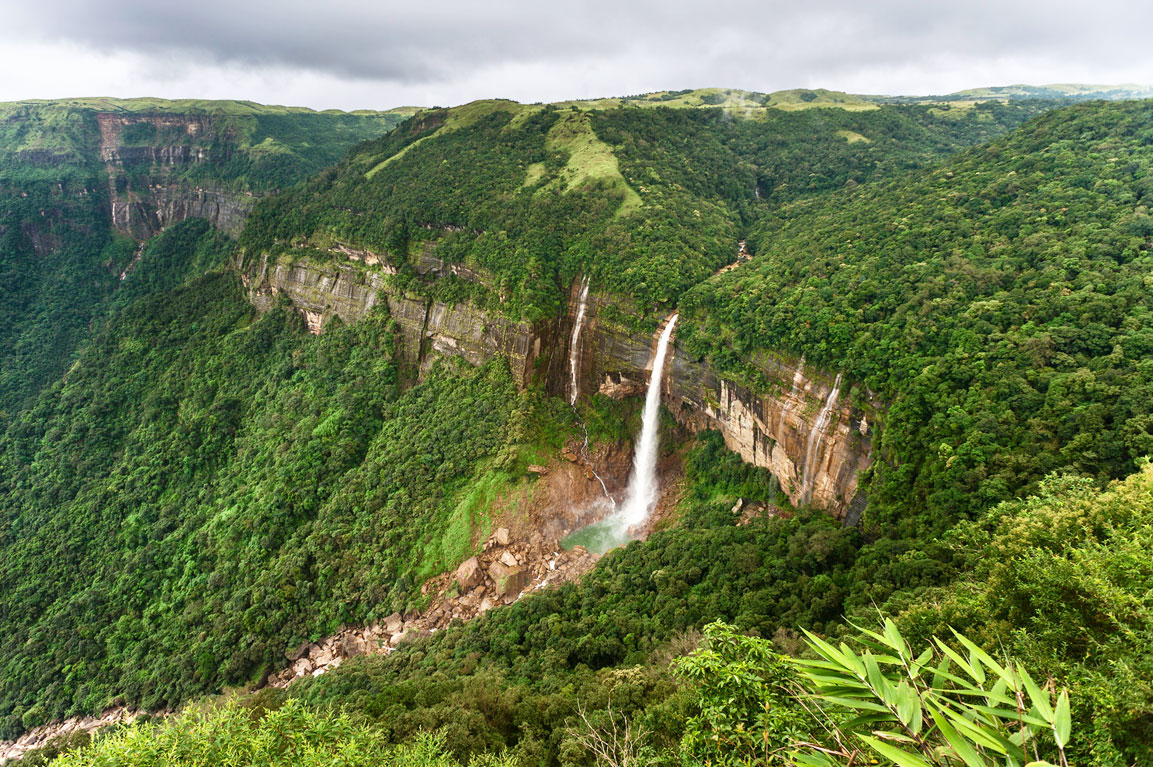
[50,699,517,767]
[793,620,1070,767]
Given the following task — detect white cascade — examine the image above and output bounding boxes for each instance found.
[568,276,591,405]
[618,314,678,528]
[800,372,842,506]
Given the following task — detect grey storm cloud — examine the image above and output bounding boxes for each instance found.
[4,0,1152,101]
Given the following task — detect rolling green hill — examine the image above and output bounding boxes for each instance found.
[240,97,1049,324]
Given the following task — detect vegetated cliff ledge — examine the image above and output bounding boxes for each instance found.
[237,251,554,387]
[238,253,876,520]
[96,113,254,238]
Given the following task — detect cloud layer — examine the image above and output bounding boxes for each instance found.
[2,0,1150,110]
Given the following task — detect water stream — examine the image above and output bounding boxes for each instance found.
[563,314,678,554]
[569,276,590,406]
[800,372,842,506]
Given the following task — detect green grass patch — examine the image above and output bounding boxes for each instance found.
[522,161,546,187]
[545,110,642,215]
[418,464,516,579]
[835,129,871,143]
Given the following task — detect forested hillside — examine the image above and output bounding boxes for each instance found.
[240,99,1048,322]
[680,99,1153,532]
[2,92,1152,767]
[0,99,406,417]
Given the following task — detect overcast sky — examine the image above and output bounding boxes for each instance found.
[1,0,1149,111]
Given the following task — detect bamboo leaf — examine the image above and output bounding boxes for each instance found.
[928,708,987,767]
[816,695,892,713]
[1053,690,1071,748]
[895,680,916,728]
[951,629,1011,685]
[936,639,979,684]
[1018,666,1053,722]
[859,734,935,767]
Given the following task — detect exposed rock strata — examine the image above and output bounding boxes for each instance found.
[577,292,875,518]
[0,708,144,765]
[240,256,876,517]
[96,113,255,237]
[239,252,552,387]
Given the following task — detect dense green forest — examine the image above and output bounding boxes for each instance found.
[19,435,1146,765]
[680,99,1153,532]
[0,220,573,733]
[1,92,1152,767]
[0,99,405,417]
[240,100,1049,323]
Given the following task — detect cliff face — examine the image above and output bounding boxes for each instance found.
[666,354,871,520]
[571,291,874,519]
[241,255,875,519]
[96,113,255,239]
[239,253,552,387]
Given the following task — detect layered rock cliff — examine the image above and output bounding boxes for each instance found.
[96,113,254,238]
[572,290,874,519]
[240,254,876,520]
[238,252,553,387]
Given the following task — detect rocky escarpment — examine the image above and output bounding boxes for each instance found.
[238,252,553,386]
[239,253,877,519]
[574,291,875,519]
[96,113,254,238]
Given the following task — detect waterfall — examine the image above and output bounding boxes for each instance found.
[568,275,614,508]
[578,416,616,511]
[561,314,678,553]
[569,276,590,405]
[618,314,678,527]
[800,372,842,506]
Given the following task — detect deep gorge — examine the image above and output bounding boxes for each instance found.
[239,252,875,519]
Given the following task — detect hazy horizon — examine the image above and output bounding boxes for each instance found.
[2,0,1152,112]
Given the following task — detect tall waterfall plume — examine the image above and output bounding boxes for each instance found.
[618,314,678,527]
[568,276,591,405]
[561,314,679,554]
[800,372,842,506]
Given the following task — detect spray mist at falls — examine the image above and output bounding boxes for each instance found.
[563,314,678,554]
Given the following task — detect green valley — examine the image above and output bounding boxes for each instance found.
[0,84,1151,767]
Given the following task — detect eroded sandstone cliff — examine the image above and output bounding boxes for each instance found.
[96,113,254,238]
[240,253,876,520]
[238,252,553,387]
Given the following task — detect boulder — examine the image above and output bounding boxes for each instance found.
[383,612,403,635]
[493,566,529,597]
[340,635,365,658]
[493,527,511,546]
[527,464,548,475]
[455,556,483,589]
[487,560,511,584]
[499,550,519,567]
